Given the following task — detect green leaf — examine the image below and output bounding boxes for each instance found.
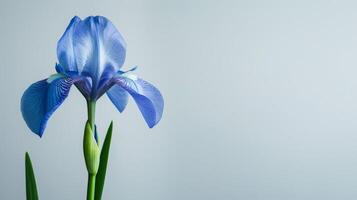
[25,152,39,200]
[95,121,113,200]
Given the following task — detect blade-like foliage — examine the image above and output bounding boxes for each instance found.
[95,121,113,200]
[25,152,39,200]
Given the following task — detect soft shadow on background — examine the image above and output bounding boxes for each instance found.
[1,0,357,199]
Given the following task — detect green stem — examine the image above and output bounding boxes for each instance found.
[87,174,96,200]
[87,100,96,130]
[86,100,97,200]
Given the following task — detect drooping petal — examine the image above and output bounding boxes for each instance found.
[57,16,81,72]
[72,16,126,89]
[106,84,129,112]
[113,77,164,128]
[21,76,74,137]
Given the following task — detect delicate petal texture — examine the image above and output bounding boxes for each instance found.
[72,16,126,90]
[57,16,81,72]
[21,77,74,137]
[107,84,129,112]
[56,16,126,100]
[73,75,92,99]
[114,77,164,128]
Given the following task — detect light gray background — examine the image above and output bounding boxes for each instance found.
[1,0,357,199]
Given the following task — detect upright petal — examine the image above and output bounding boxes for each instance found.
[21,77,74,137]
[72,16,126,89]
[113,77,164,128]
[57,16,81,72]
[107,84,129,112]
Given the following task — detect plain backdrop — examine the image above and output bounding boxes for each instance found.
[1,0,357,199]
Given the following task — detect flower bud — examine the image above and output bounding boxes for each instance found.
[83,121,100,175]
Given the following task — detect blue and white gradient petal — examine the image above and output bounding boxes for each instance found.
[21,77,75,137]
[107,85,129,113]
[112,74,164,128]
[57,16,81,73]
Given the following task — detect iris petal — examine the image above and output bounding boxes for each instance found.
[57,16,81,72]
[107,84,129,112]
[113,77,164,128]
[72,16,126,88]
[21,77,74,137]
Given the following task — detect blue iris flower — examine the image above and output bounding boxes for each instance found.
[21,16,164,137]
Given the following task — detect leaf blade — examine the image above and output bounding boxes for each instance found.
[25,152,39,200]
[94,121,113,200]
